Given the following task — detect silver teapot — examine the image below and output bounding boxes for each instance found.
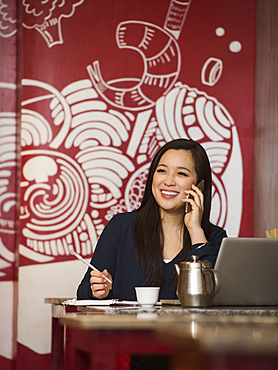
[175,255,220,307]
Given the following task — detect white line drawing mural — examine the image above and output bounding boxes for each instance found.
[201,27,243,87]
[0,0,17,37]
[1,0,241,270]
[21,150,90,255]
[22,0,84,47]
[18,75,242,266]
[0,0,243,274]
[201,57,223,86]
[87,0,194,111]
[88,20,181,111]
[20,78,137,262]
[0,83,17,279]
[1,0,85,42]
[164,0,192,40]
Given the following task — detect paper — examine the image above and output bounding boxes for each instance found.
[62,298,139,306]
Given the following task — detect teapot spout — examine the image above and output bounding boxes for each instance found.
[175,264,180,275]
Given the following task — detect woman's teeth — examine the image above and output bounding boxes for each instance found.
[161,190,178,196]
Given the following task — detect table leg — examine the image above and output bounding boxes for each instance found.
[51,317,64,370]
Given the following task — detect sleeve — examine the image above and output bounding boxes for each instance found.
[185,226,227,268]
[76,215,121,300]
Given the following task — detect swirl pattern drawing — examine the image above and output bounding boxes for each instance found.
[17,74,242,267]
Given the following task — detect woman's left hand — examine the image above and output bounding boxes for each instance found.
[182,184,207,245]
[182,183,204,230]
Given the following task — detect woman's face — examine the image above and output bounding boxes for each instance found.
[152,149,198,216]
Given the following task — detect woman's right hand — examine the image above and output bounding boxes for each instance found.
[90,269,113,299]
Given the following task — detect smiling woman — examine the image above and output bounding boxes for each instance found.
[77,139,227,301]
[151,149,199,262]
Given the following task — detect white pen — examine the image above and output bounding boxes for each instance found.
[69,248,112,284]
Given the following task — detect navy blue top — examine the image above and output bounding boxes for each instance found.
[77,211,227,301]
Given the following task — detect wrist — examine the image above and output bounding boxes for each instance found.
[187,227,206,245]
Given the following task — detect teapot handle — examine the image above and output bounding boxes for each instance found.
[205,269,221,297]
[212,269,221,294]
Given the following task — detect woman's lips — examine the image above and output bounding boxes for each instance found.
[160,190,179,198]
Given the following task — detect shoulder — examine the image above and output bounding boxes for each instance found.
[209,223,227,239]
[110,210,138,222]
[106,210,138,228]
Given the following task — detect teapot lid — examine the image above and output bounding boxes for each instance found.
[180,255,212,268]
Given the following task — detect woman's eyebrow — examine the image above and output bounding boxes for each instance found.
[157,164,191,173]
[177,166,191,173]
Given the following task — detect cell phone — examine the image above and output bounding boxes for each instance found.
[184,180,205,214]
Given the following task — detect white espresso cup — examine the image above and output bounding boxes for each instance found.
[135,287,160,308]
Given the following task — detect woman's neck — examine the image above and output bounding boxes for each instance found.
[161,210,184,260]
[160,208,184,228]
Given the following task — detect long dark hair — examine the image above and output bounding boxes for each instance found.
[134,139,212,287]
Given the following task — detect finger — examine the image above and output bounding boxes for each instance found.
[102,269,112,282]
[90,270,103,278]
[102,269,109,276]
[90,282,109,297]
[184,188,202,206]
[92,288,108,298]
[182,197,194,211]
[185,188,201,199]
[191,184,204,200]
[91,281,108,291]
[192,183,202,191]
[90,273,108,286]
[90,274,103,283]
[91,285,107,297]
[182,193,198,208]
[91,269,112,284]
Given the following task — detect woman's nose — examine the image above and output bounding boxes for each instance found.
[164,174,175,186]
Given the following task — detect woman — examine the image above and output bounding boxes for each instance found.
[77,139,227,301]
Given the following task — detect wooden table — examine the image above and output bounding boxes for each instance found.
[56,304,278,370]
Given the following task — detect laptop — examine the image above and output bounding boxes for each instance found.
[212,237,278,306]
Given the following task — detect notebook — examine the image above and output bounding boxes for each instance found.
[212,237,278,306]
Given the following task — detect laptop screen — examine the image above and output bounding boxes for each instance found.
[213,237,278,306]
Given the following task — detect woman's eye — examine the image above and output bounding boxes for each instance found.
[156,169,165,173]
[178,172,188,177]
